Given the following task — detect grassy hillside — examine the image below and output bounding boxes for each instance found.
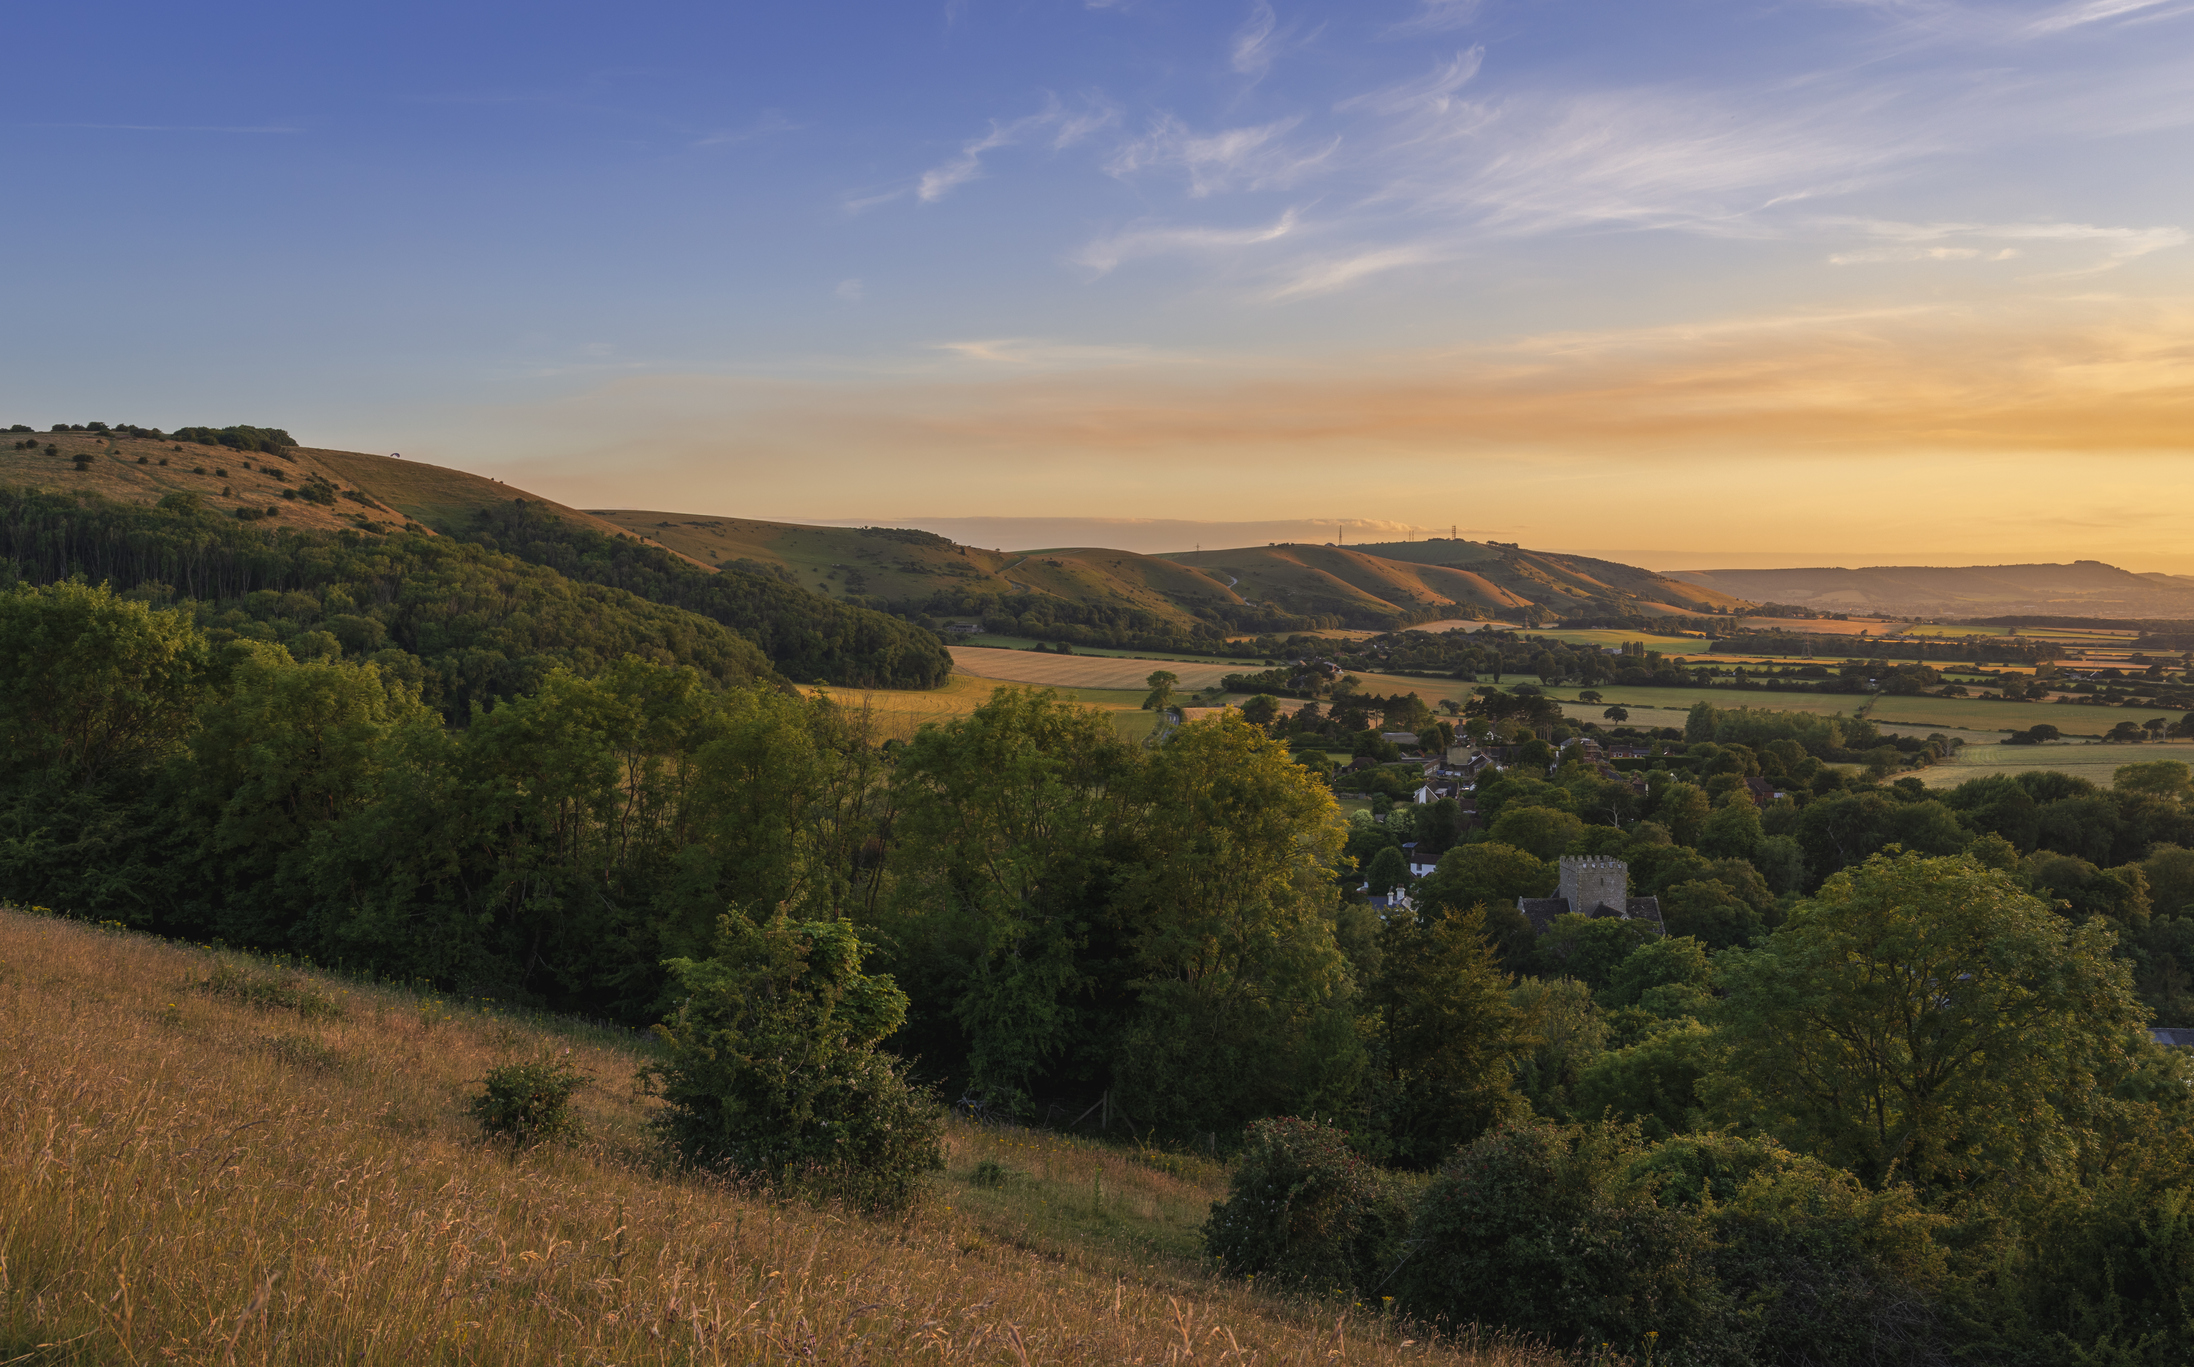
[1171,543,1535,624]
[589,510,1245,633]
[0,910,1534,1367]
[1172,541,1745,627]
[2,435,947,690]
[1345,541,1744,617]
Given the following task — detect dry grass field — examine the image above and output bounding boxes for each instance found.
[949,648,1242,691]
[0,911,1549,1367]
[810,673,1161,744]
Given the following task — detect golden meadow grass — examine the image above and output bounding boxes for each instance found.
[0,910,1559,1366]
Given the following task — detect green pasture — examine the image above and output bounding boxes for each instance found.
[1867,696,2159,735]
[1530,629,1713,654]
[955,633,1260,666]
[1918,741,2189,790]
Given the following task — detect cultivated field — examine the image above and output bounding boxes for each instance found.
[0,911,1542,1367]
[950,647,1242,691]
[1737,617,1904,636]
[810,672,1160,743]
[1917,742,2184,790]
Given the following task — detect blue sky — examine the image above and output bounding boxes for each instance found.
[7,1,2193,567]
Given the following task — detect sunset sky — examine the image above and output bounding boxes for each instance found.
[8,1,2192,569]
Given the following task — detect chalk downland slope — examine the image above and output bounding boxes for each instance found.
[0,909,1539,1367]
[1170,541,1746,626]
[0,432,697,560]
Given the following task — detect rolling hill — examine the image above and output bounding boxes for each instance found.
[0,427,694,557]
[587,510,1245,633]
[1,428,948,689]
[595,514,1751,633]
[1667,562,2194,619]
[1170,539,1745,625]
[6,427,1742,652]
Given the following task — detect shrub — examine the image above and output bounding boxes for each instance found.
[471,1058,588,1146]
[196,960,344,1018]
[1202,1117,1410,1295]
[640,912,943,1211]
[1637,1133,1948,1364]
[1394,1122,1723,1357]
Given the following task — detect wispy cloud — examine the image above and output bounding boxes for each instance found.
[2020,0,2180,36]
[835,278,865,302]
[1385,0,1482,36]
[931,337,1191,366]
[1262,244,1445,299]
[1825,217,2188,270]
[28,122,300,133]
[1232,3,1282,76]
[1337,47,1484,117]
[914,95,1117,203]
[1075,210,1302,274]
[1106,115,1336,196]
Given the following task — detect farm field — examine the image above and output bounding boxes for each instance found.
[1917,741,2185,790]
[950,646,1241,691]
[1869,695,2166,735]
[955,634,1262,666]
[1547,685,1877,723]
[810,672,1160,743]
[1737,617,1904,636]
[0,911,1525,1367]
[1529,628,1713,654]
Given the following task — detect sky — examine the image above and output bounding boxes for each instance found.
[6,0,2192,570]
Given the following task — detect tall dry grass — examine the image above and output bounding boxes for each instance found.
[0,911,1557,1366]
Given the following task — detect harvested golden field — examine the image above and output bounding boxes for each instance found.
[0,910,1542,1366]
[949,647,1242,691]
[807,674,1160,743]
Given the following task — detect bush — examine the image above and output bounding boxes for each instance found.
[1394,1122,1723,1358]
[471,1058,588,1146]
[196,960,344,1018]
[1202,1117,1410,1295]
[1637,1133,1948,1365]
[640,912,943,1211]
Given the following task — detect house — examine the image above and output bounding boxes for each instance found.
[1380,731,1422,747]
[1741,777,1785,807]
[1516,856,1664,934]
[2151,1027,2194,1048]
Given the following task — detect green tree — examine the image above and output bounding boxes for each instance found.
[1362,907,1533,1167]
[1415,841,1556,914]
[2115,758,2192,803]
[1110,713,1363,1136]
[1711,851,2151,1190]
[1488,804,1585,860]
[880,686,1130,1111]
[1364,844,1410,897]
[1697,790,1763,861]
[1237,693,1280,728]
[642,911,942,1209]
[1654,781,1712,846]
[1141,669,1179,711]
